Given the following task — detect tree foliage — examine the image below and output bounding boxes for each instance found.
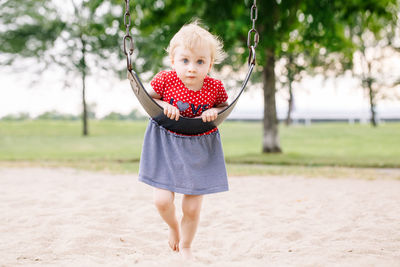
[0,0,125,135]
[348,1,399,126]
[102,109,144,120]
[36,110,81,120]
[0,112,31,121]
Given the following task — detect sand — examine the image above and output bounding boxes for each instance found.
[1,167,399,267]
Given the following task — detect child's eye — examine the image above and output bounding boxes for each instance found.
[182,58,189,63]
[197,60,204,65]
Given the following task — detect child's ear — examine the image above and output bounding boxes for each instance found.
[208,61,214,73]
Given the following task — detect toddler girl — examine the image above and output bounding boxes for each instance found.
[138,21,229,260]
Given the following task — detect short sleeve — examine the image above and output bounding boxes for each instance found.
[215,80,228,105]
[150,71,167,97]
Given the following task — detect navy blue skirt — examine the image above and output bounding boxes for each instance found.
[138,119,229,195]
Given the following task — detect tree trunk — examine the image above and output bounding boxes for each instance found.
[82,70,88,136]
[286,81,294,126]
[285,56,294,126]
[365,59,377,127]
[81,37,88,136]
[367,80,377,127]
[262,48,282,153]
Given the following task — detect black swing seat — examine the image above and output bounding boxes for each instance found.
[127,63,254,135]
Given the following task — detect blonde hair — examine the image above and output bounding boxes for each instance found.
[166,21,226,64]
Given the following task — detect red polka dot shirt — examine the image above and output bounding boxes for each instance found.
[150,70,228,136]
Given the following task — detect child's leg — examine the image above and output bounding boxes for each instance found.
[180,194,203,258]
[153,188,180,252]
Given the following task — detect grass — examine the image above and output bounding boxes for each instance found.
[0,120,399,178]
[0,120,147,161]
[225,122,400,168]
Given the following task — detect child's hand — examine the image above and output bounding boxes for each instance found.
[163,103,180,121]
[201,108,218,122]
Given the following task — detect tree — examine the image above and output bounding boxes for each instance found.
[350,4,399,126]
[102,109,144,120]
[277,54,305,126]
[276,20,338,126]
[0,0,123,136]
[36,110,80,120]
[276,39,309,126]
[0,112,30,121]
[390,8,400,99]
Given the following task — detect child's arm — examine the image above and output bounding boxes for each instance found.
[148,87,180,121]
[201,102,229,123]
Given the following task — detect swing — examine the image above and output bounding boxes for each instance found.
[123,0,259,135]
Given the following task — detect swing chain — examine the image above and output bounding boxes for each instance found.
[247,0,259,65]
[123,0,134,71]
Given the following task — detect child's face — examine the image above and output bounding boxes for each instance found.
[171,45,213,91]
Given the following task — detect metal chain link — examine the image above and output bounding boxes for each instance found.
[247,0,259,65]
[123,0,134,71]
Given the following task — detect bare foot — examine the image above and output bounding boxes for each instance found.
[169,227,180,252]
[180,246,193,261]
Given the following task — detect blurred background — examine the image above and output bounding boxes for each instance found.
[0,0,399,174]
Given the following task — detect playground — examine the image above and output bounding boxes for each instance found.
[1,0,400,265]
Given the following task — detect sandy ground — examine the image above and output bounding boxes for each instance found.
[0,167,400,267]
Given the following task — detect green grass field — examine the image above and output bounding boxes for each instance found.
[0,120,399,177]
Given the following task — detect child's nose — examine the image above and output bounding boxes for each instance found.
[188,63,196,72]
